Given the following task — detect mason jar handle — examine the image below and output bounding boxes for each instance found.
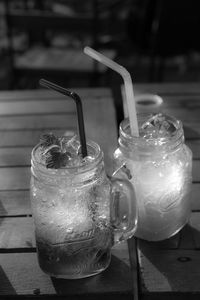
[110,175,137,244]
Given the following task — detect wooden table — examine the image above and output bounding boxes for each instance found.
[0,87,136,300]
[0,83,200,300]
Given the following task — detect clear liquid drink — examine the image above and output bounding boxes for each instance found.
[113,113,192,241]
[30,134,137,279]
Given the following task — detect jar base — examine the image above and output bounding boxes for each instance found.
[135,221,188,242]
[39,264,109,279]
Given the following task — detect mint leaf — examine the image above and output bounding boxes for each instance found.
[40,133,72,169]
[40,133,59,147]
[46,147,71,169]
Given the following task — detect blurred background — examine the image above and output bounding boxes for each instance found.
[1,0,200,90]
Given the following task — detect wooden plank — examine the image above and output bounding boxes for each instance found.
[0,96,112,116]
[164,95,200,105]
[0,88,111,102]
[0,100,76,116]
[176,224,196,249]
[138,212,200,295]
[162,95,200,107]
[0,217,35,248]
[159,107,200,122]
[0,114,76,130]
[189,212,200,249]
[186,141,200,158]
[191,184,200,211]
[0,253,56,295]
[0,248,132,297]
[134,83,200,95]
[0,168,30,190]
[0,129,67,147]
[138,248,200,294]
[0,147,32,167]
[184,124,200,140]
[193,162,200,182]
[128,237,139,300]
[0,190,31,216]
[135,94,200,107]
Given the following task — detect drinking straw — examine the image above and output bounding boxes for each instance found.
[84,46,139,137]
[39,78,88,157]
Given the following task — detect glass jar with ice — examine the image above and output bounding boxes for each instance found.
[113,113,192,241]
[30,133,137,279]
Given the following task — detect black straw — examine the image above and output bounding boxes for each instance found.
[39,78,88,158]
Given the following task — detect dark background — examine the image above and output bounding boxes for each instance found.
[1,0,200,90]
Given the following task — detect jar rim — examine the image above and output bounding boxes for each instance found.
[31,139,104,176]
[119,113,183,149]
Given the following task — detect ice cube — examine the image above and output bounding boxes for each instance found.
[141,113,165,130]
[82,155,95,164]
[67,155,82,167]
[141,113,177,140]
[61,134,81,155]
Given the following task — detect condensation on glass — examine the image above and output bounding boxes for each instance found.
[30,139,137,279]
[113,114,192,241]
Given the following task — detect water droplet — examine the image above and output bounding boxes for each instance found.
[67,228,74,234]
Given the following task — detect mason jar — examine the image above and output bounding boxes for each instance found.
[113,113,192,241]
[30,138,137,279]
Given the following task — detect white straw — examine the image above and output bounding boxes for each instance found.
[84,46,139,137]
